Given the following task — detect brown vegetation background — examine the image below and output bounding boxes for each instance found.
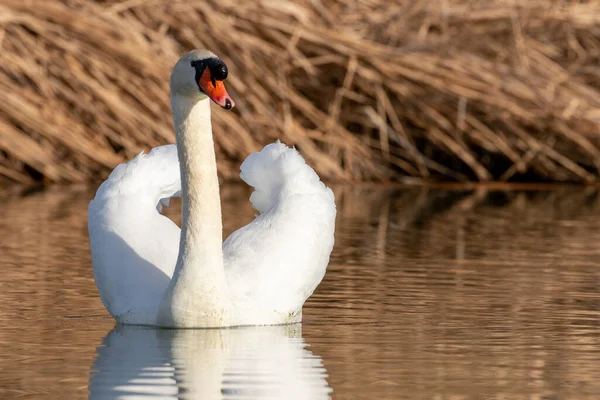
[1,0,600,184]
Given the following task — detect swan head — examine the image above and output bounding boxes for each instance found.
[170,50,235,110]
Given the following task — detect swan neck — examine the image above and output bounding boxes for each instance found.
[171,95,224,277]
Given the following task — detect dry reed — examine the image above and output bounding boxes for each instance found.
[1,0,600,184]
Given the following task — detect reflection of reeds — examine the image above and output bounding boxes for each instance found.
[317,186,600,399]
[1,1,600,184]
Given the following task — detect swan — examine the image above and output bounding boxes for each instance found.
[88,50,336,328]
[89,325,332,399]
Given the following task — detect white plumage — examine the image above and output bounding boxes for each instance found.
[88,50,336,328]
[89,142,335,327]
[89,145,182,326]
[225,142,336,316]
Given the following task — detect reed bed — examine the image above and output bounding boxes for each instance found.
[1,0,600,184]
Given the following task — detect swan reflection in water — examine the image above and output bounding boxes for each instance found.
[89,324,332,399]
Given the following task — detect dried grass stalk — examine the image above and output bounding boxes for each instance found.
[1,0,600,183]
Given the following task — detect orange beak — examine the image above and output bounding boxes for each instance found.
[198,68,235,110]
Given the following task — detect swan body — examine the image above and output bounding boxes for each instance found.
[88,50,336,328]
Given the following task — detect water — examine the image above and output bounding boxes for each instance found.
[2,185,600,399]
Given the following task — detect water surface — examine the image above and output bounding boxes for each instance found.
[2,185,600,399]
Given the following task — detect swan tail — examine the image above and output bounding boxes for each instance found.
[239,141,329,213]
[92,144,181,211]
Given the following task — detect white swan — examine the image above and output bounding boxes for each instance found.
[88,50,336,328]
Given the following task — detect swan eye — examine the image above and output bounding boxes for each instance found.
[193,57,235,109]
[209,59,228,81]
[191,58,228,85]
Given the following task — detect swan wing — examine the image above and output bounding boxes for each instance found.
[223,142,336,315]
[88,145,182,324]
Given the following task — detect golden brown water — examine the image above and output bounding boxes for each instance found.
[2,185,600,399]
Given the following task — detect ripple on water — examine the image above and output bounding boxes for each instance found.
[2,186,600,398]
